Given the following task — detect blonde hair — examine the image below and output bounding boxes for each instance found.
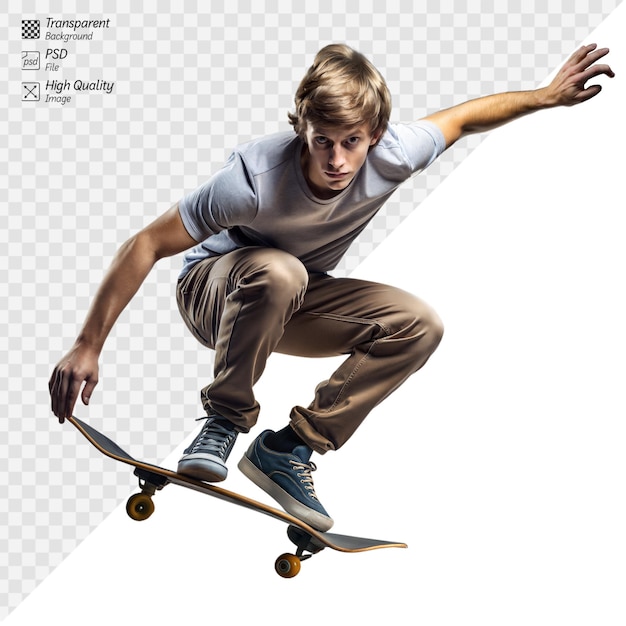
[288,44,392,141]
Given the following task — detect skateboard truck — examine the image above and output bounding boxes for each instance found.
[274,524,327,578]
[288,524,325,556]
[126,468,169,522]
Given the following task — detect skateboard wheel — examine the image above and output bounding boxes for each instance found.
[126,493,155,521]
[275,553,301,578]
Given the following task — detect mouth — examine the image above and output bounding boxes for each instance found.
[324,171,350,180]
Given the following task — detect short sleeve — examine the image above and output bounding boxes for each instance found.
[178,151,258,242]
[389,120,447,175]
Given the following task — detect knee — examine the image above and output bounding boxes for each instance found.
[423,306,444,348]
[245,249,309,307]
[399,298,444,356]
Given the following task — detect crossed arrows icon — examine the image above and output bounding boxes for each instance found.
[22,82,40,101]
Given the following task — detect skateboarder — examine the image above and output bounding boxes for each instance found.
[49,43,613,531]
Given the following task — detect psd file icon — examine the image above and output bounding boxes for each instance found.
[22,51,40,70]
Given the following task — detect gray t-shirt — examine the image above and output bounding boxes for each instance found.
[178,120,446,278]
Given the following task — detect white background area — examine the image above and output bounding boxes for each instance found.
[6,6,625,626]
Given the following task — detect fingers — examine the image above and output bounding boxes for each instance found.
[573,47,614,104]
[575,84,603,104]
[49,367,77,422]
[48,368,64,422]
[49,363,98,423]
[81,379,97,407]
[64,376,83,421]
[566,43,597,68]
[580,63,615,85]
[572,42,598,62]
[582,49,614,75]
[572,44,614,75]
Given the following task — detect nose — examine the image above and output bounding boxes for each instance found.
[328,146,345,170]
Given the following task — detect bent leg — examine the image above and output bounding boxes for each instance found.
[276,274,444,453]
[177,248,309,431]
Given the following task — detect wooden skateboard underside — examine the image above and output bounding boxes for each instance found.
[67,416,406,576]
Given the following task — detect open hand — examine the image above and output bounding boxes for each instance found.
[544,43,615,107]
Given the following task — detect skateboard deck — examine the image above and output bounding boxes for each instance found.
[67,415,407,577]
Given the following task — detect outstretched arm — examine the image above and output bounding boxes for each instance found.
[49,204,197,422]
[423,43,615,147]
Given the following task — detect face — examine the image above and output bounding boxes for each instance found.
[301,122,381,199]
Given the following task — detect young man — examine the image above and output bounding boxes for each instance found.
[49,43,613,531]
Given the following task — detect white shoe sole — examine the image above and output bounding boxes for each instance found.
[238,455,334,532]
[178,454,227,482]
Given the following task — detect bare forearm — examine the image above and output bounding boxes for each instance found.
[427,89,547,143]
[75,233,158,353]
[74,204,196,353]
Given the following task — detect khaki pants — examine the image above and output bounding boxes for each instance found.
[176,247,443,454]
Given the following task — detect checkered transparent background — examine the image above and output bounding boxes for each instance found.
[1,0,621,618]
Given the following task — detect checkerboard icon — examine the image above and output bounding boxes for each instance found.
[22,19,40,39]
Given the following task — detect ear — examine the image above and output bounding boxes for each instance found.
[369,129,383,146]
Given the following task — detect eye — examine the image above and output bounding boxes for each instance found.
[314,136,329,145]
[345,136,361,146]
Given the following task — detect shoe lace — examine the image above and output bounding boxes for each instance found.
[290,460,320,502]
[190,418,236,459]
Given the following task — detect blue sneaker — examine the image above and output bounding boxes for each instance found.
[177,417,238,482]
[238,430,334,531]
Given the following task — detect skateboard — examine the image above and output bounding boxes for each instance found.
[67,415,407,577]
